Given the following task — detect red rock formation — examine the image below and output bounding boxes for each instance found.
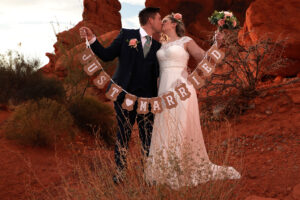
[239,0,300,77]
[41,0,121,76]
[53,30,120,78]
[145,0,253,69]
[146,0,253,49]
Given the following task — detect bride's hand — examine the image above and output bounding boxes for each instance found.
[79,27,95,41]
[215,30,225,46]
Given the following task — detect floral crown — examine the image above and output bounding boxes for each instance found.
[171,12,183,22]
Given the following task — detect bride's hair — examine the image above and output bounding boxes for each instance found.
[166,13,185,37]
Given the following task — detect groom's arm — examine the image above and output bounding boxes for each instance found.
[88,29,124,62]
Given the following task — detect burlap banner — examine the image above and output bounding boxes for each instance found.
[78,43,225,114]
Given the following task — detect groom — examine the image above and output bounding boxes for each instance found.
[79,7,162,183]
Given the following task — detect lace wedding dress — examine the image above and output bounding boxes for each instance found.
[144,36,241,189]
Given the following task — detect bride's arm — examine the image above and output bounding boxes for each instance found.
[185,40,206,63]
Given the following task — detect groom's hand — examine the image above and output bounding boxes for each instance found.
[79,27,95,42]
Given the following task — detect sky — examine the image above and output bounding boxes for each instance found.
[0,0,145,67]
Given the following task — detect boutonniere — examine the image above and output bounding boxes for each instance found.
[127,38,140,51]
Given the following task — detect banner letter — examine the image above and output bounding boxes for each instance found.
[162,92,177,109]
[187,71,205,89]
[105,83,122,101]
[93,71,110,89]
[197,59,215,77]
[137,98,149,114]
[78,48,94,65]
[175,82,191,101]
[207,45,225,63]
[150,97,163,114]
[84,58,102,76]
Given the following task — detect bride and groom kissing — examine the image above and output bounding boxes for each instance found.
[79,7,241,189]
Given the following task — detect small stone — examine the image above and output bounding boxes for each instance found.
[247,169,259,179]
[292,184,300,200]
[265,109,273,115]
[248,103,256,109]
[267,147,272,151]
[274,76,283,83]
[276,146,283,151]
[245,195,279,200]
[222,140,228,146]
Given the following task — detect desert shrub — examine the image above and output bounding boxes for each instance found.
[199,29,288,125]
[68,96,116,146]
[4,98,75,147]
[57,34,118,102]
[0,50,65,104]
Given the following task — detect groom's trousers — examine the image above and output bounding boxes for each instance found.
[113,92,154,172]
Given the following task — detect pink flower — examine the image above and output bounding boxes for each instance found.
[218,19,225,26]
[224,11,233,18]
[129,38,138,48]
[173,13,182,20]
[233,20,237,27]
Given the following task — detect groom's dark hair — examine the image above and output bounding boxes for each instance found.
[139,7,160,26]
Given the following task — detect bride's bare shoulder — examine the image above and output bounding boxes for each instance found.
[182,36,193,42]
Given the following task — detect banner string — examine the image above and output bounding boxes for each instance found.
[83,32,219,98]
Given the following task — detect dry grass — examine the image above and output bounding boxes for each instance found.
[4,98,75,148]
[23,119,245,200]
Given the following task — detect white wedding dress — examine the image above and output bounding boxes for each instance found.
[144,36,241,189]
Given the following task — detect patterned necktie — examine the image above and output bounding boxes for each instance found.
[143,35,151,58]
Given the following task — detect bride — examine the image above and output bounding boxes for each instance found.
[144,13,241,189]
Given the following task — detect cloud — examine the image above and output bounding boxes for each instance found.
[122,16,140,29]
[0,0,145,66]
[0,0,84,66]
[119,0,145,6]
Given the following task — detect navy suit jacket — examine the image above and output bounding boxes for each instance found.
[90,28,161,99]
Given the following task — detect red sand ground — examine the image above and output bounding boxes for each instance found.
[0,78,299,200]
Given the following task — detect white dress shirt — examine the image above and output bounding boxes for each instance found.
[139,27,152,48]
[88,27,152,48]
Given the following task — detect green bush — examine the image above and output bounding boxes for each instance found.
[68,96,116,146]
[4,98,75,148]
[0,50,65,104]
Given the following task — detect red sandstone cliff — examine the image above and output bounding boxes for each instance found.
[41,0,121,78]
[240,0,300,77]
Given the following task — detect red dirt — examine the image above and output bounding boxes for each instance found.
[0,78,299,200]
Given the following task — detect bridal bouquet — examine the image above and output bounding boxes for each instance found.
[208,10,239,31]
